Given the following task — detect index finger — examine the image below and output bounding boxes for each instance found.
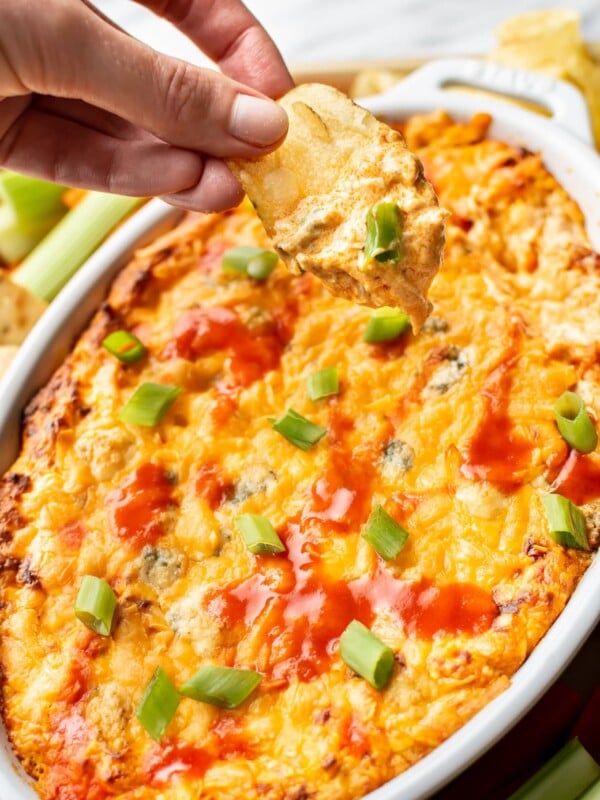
[134,0,294,97]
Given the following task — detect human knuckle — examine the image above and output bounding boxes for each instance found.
[162,60,206,126]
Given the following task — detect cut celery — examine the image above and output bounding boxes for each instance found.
[508,737,600,800]
[12,192,144,301]
[0,170,68,264]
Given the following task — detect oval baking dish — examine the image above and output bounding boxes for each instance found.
[0,60,599,800]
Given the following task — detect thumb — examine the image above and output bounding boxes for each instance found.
[4,0,289,158]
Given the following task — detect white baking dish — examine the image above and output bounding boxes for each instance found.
[0,59,598,800]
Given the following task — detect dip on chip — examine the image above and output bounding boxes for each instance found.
[227,83,448,330]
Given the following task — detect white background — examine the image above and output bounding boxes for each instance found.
[93,0,600,68]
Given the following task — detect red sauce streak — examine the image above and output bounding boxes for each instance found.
[108,463,174,548]
[340,715,370,759]
[461,357,533,490]
[195,462,233,510]
[130,322,151,347]
[147,743,212,786]
[59,520,87,549]
[211,715,255,759]
[211,389,239,425]
[47,704,112,800]
[208,521,497,683]
[198,240,232,273]
[146,719,253,787]
[552,449,600,505]
[166,306,289,389]
[58,661,89,705]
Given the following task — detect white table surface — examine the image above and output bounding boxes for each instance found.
[94,0,600,70]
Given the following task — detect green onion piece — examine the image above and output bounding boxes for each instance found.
[74,575,117,636]
[362,202,403,268]
[307,366,339,401]
[542,493,589,551]
[222,246,278,280]
[236,513,286,555]
[179,665,262,709]
[0,170,68,263]
[120,382,182,427]
[136,666,181,743]
[12,192,143,301]
[363,307,410,343]
[362,505,409,560]
[339,620,394,690]
[102,330,147,364]
[507,737,600,800]
[554,391,598,454]
[247,251,278,280]
[270,408,327,451]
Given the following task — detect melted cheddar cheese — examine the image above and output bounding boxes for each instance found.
[0,112,598,800]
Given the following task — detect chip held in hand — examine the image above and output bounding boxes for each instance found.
[227,83,448,330]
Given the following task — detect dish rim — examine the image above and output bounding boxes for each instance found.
[0,58,599,800]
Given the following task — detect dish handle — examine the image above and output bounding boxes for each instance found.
[374,58,594,146]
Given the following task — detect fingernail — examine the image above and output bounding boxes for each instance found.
[228,95,288,147]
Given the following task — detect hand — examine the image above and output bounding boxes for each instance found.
[0,0,294,211]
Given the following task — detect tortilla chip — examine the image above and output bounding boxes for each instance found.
[0,344,18,379]
[227,83,447,330]
[0,272,46,345]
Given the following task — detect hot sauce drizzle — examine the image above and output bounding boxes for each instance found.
[207,404,496,682]
[551,449,600,505]
[58,519,87,549]
[208,517,497,683]
[146,742,213,786]
[195,462,233,510]
[108,463,174,548]
[461,357,534,490]
[166,305,290,389]
[146,718,253,786]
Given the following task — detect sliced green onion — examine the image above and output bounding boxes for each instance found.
[0,170,67,263]
[362,504,409,560]
[339,620,394,690]
[102,330,147,364]
[363,307,410,343]
[362,202,403,268]
[307,366,339,401]
[542,493,589,551]
[507,737,600,800]
[136,666,181,743]
[74,575,117,636]
[120,382,182,427]
[12,192,143,301]
[247,251,278,280]
[270,408,327,451]
[222,246,278,280]
[236,513,286,555]
[179,665,262,709]
[554,391,598,454]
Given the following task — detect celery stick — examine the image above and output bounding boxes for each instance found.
[578,779,600,799]
[12,192,144,301]
[0,170,68,263]
[508,738,600,800]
